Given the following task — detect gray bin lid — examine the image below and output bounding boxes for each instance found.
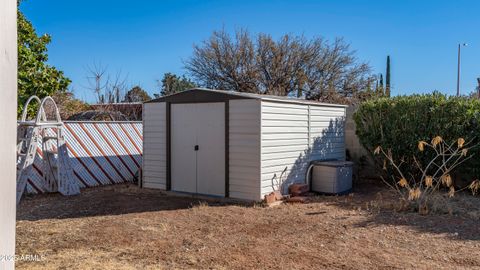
[311,160,354,167]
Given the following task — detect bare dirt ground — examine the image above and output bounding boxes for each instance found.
[16,183,480,270]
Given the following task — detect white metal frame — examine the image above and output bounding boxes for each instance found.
[16,96,80,203]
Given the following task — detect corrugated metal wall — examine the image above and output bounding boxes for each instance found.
[141,99,346,201]
[260,101,346,197]
[142,103,167,189]
[229,99,261,201]
[142,100,263,201]
[25,121,143,194]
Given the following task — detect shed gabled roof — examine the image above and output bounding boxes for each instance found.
[146,88,347,108]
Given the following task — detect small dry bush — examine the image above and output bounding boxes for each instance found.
[191,201,210,210]
[374,136,479,214]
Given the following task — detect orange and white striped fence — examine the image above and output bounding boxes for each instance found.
[26,121,143,194]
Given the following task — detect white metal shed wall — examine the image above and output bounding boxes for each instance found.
[260,101,346,197]
[142,103,167,189]
[229,100,261,201]
[309,105,346,161]
[141,94,346,201]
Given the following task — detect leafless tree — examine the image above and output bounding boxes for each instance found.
[106,70,128,103]
[85,62,108,103]
[85,61,128,105]
[185,29,375,104]
[185,29,258,92]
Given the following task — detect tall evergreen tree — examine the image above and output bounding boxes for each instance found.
[385,55,391,97]
[159,73,196,96]
[123,86,151,102]
[476,78,480,99]
[378,74,384,95]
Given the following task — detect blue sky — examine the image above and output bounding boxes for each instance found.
[21,0,479,102]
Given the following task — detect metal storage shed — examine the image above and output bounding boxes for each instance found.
[142,88,347,201]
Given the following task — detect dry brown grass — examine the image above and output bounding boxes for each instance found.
[16,184,480,269]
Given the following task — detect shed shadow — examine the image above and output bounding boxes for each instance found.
[17,184,253,221]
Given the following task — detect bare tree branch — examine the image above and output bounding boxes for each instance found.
[185,29,375,104]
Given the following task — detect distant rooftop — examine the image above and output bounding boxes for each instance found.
[91,102,143,106]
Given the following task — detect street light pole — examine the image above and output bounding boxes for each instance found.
[457,43,467,96]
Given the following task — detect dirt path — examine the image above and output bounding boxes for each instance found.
[16,184,480,269]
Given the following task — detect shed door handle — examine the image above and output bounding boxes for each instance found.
[194,145,199,151]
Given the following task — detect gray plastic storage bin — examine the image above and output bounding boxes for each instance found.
[311,160,353,195]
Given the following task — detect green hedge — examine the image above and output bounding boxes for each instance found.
[354,92,480,183]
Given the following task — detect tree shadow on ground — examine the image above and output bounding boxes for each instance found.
[276,118,345,194]
[275,115,480,242]
[321,182,480,241]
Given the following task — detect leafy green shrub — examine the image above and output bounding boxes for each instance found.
[354,92,480,186]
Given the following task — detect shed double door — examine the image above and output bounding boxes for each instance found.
[171,102,225,196]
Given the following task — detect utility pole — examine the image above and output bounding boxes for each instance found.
[457,43,468,96]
